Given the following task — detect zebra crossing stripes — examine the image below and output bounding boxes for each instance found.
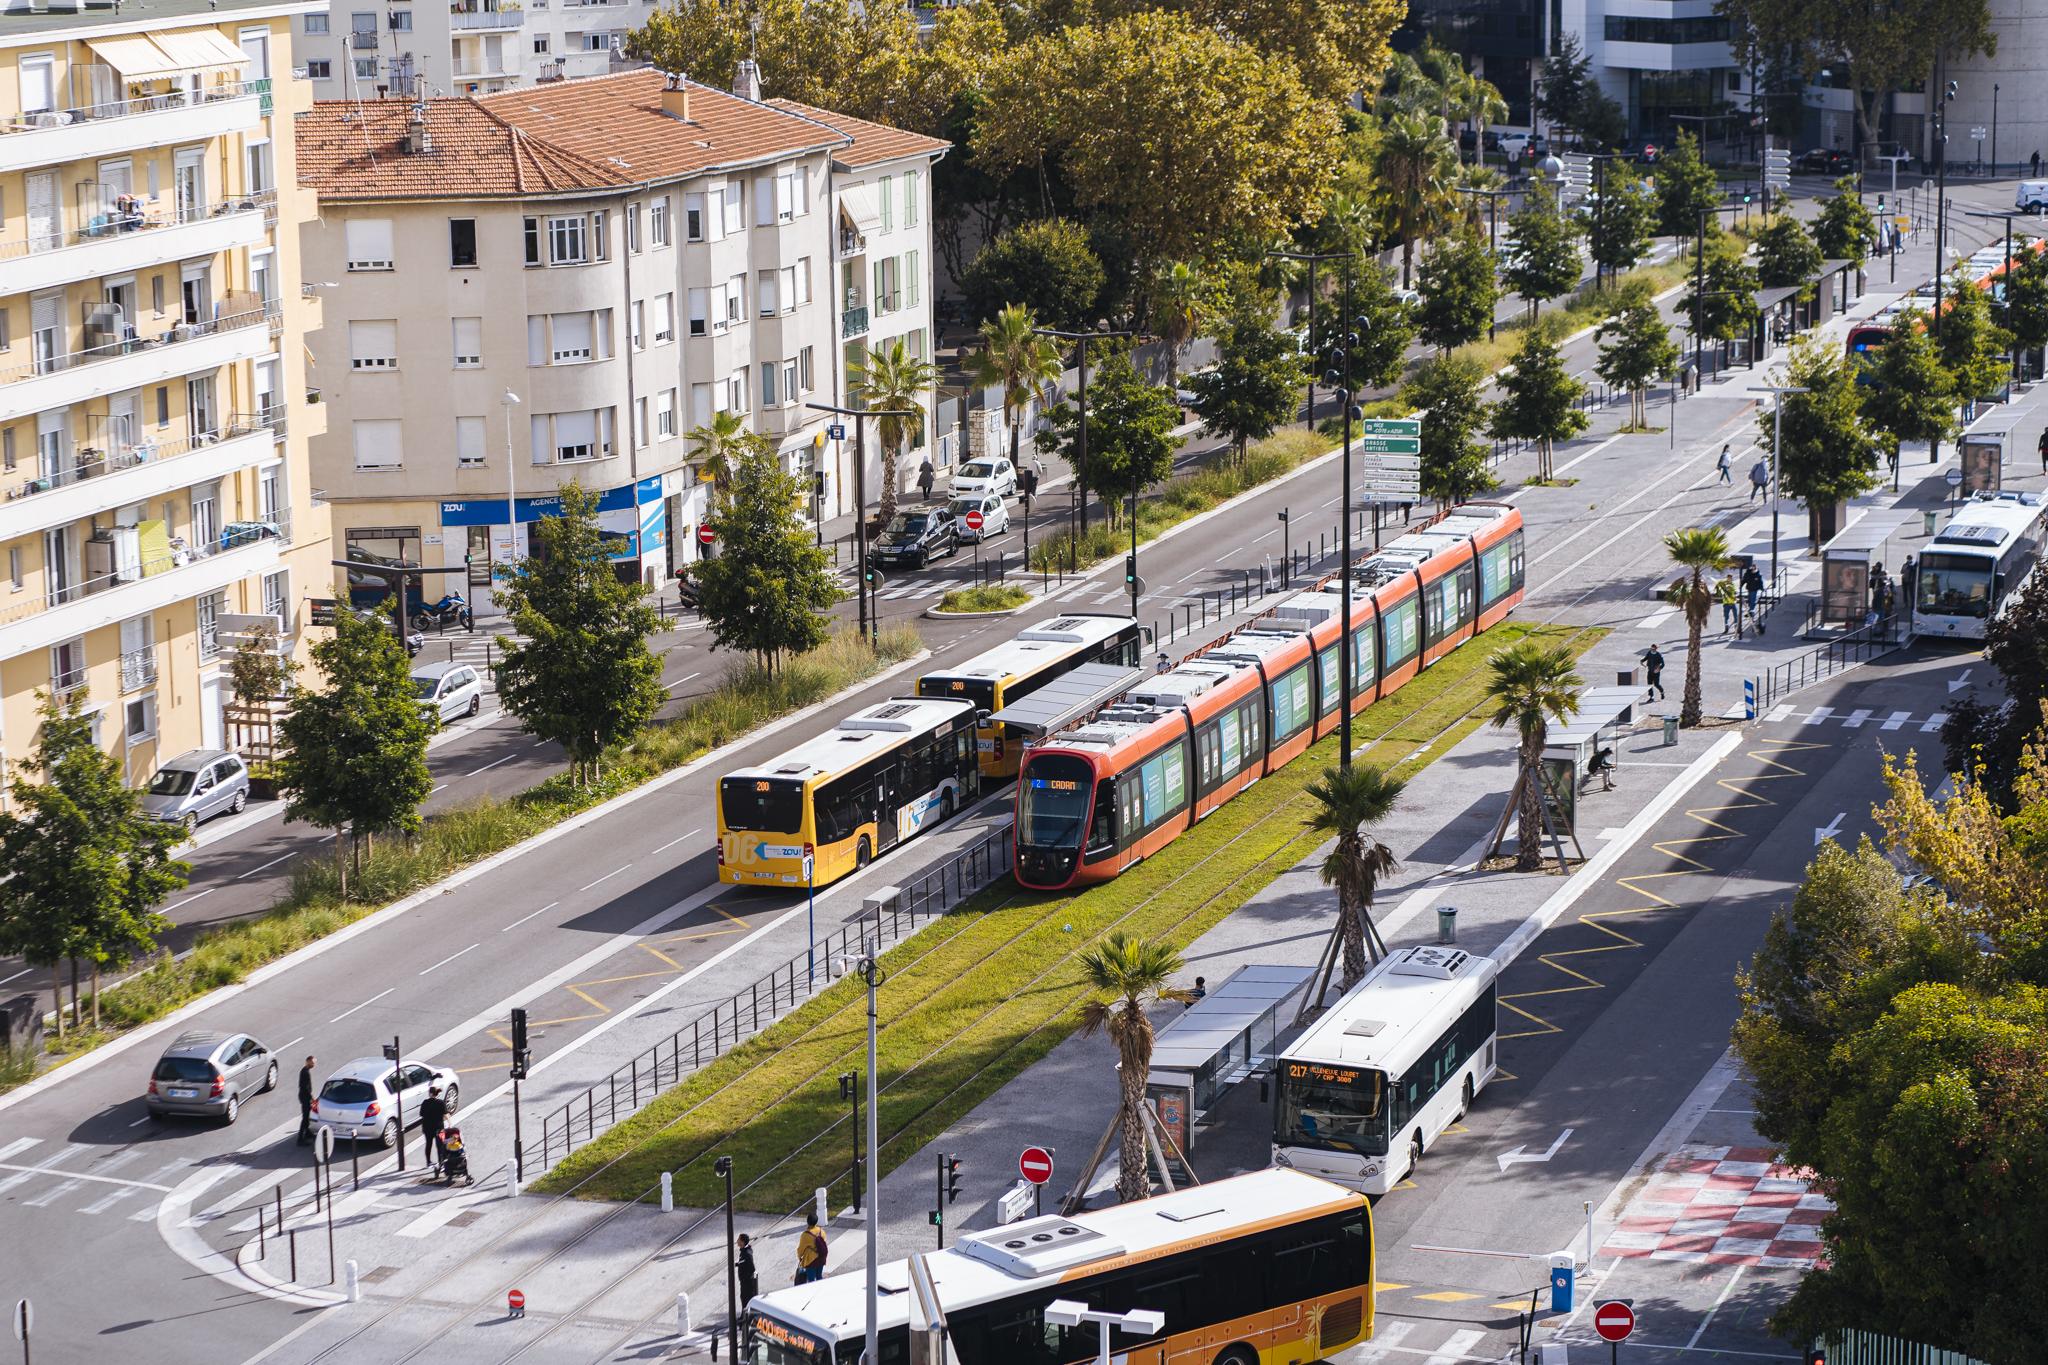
[1420,1329,1490,1365]
[1356,1321,1414,1361]
[1802,707,1834,726]
[1880,710,1913,730]
[1841,708,1874,728]
[1768,707,1948,732]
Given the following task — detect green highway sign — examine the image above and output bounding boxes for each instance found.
[1360,418,1421,437]
[1357,436,1422,454]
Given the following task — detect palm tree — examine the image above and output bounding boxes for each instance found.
[1147,262,1207,389]
[686,408,752,508]
[850,339,937,528]
[1077,931,1192,1203]
[1373,110,1460,288]
[966,304,1063,494]
[1663,527,1732,728]
[1306,764,1409,988]
[1485,639,1583,871]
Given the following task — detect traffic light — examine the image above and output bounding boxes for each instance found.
[945,1155,963,1202]
[510,1007,530,1080]
[1124,555,1137,586]
[1947,80,1959,102]
[1876,196,1888,215]
[1805,1350,1825,1365]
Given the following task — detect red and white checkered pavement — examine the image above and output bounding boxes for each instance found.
[1600,1143,1833,1268]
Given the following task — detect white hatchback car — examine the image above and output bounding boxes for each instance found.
[947,493,1009,542]
[413,661,484,724]
[950,457,1018,501]
[313,1057,459,1148]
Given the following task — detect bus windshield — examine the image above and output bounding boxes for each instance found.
[1917,552,1993,618]
[1276,1062,1387,1155]
[720,778,806,834]
[739,1313,832,1365]
[1017,755,1093,848]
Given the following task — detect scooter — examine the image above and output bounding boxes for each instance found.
[421,591,472,630]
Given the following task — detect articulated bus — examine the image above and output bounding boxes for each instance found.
[1273,945,1499,1195]
[917,614,1147,779]
[739,1168,1375,1365]
[1913,494,2047,640]
[717,696,981,889]
[1013,503,1525,890]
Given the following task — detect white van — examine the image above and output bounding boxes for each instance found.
[2016,181,2048,212]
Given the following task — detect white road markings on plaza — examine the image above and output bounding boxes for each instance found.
[1420,1329,1487,1365]
[165,889,213,913]
[418,944,479,976]
[0,1137,40,1162]
[665,671,704,692]
[1358,1321,1414,1361]
[1841,708,1874,728]
[1881,710,1913,730]
[1506,434,1623,504]
[500,901,559,933]
[1636,606,1679,631]
[579,864,631,892]
[650,829,702,857]
[236,851,297,880]
[330,987,395,1023]
[1687,1264,1749,1350]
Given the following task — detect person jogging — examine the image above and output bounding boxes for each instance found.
[1642,644,1666,701]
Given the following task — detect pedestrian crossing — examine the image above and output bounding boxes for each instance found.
[0,1139,184,1222]
[1336,1318,1512,1364]
[1762,704,1948,731]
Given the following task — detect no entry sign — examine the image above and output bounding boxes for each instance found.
[965,510,985,533]
[1018,1146,1054,1184]
[1593,1300,1636,1343]
[697,524,716,546]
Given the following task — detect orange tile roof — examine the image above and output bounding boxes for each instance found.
[763,98,953,169]
[297,99,632,201]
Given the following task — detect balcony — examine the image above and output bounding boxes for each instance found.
[120,647,158,693]
[0,83,263,177]
[0,196,269,298]
[0,303,279,426]
[451,7,525,28]
[0,511,291,661]
[0,415,282,545]
[837,227,867,260]
[841,304,870,339]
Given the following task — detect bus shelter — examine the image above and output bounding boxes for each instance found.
[1819,510,1914,629]
[1145,964,1314,1157]
[1539,685,1640,836]
[987,661,1146,744]
[1960,411,2018,497]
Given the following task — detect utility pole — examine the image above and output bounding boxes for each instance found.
[849,949,885,1365]
[1935,55,1954,337]
[1034,323,1132,556]
[807,401,916,646]
[1749,384,1810,585]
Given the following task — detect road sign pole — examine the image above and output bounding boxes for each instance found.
[804,852,816,989]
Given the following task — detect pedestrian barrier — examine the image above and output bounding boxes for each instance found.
[1747,612,1906,714]
[1816,1328,1989,1365]
[530,821,1016,1173]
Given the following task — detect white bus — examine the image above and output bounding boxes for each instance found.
[1913,494,2047,641]
[1271,945,1498,1195]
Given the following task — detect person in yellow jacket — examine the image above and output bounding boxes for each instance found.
[796,1211,829,1284]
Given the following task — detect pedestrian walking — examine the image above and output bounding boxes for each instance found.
[796,1212,828,1283]
[1642,644,1666,701]
[2033,150,2041,178]
[2037,428,2047,474]
[1743,564,1765,617]
[417,1084,449,1175]
[1748,459,1769,504]
[1717,575,1739,634]
[736,1233,759,1307]
[297,1055,316,1145]
[1715,443,1732,484]
[1190,976,1207,1001]
[917,458,935,502]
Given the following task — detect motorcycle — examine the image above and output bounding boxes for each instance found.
[420,591,472,631]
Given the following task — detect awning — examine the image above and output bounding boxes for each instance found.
[990,662,1145,740]
[85,33,184,78]
[147,29,252,73]
[839,181,882,235]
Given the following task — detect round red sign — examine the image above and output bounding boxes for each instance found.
[1019,1146,1054,1184]
[697,524,716,546]
[965,510,985,532]
[1593,1301,1635,1343]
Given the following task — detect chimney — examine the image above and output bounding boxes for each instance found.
[402,102,431,155]
[661,70,692,123]
[733,58,761,102]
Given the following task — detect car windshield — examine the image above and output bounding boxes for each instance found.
[147,768,197,796]
[887,514,929,536]
[320,1078,377,1105]
[961,462,995,479]
[412,678,442,699]
[946,500,978,518]
[153,1056,217,1082]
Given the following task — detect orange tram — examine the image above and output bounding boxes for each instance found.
[1013,502,1526,891]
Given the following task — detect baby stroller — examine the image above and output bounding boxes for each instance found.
[438,1125,473,1186]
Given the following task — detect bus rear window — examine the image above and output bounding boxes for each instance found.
[721,778,805,834]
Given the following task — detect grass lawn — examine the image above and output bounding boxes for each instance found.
[537,620,1601,1210]
[934,584,1032,614]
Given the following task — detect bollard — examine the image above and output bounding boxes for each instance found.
[1437,906,1458,945]
[676,1291,691,1336]
[346,1258,362,1303]
[662,1171,674,1213]
[815,1186,830,1225]
[289,1228,298,1282]
[508,1162,520,1197]
[352,1144,360,1191]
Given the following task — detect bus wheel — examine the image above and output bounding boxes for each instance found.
[856,837,873,870]
[1408,1132,1424,1180]
[1214,1349,1257,1365]
[941,789,956,822]
[1460,1075,1475,1119]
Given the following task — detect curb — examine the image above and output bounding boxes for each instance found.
[923,600,1038,619]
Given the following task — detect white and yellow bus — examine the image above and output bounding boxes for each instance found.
[917,614,1147,779]
[717,696,982,890]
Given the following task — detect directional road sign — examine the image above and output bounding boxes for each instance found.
[1360,480,1423,496]
[1019,1146,1055,1184]
[1360,418,1421,437]
[1593,1301,1636,1343]
[1357,436,1422,455]
[1359,454,1422,471]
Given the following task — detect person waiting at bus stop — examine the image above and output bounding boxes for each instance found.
[1589,744,1616,791]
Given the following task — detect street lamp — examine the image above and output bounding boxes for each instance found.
[1044,1299,1167,1365]
[1749,383,1810,585]
[499,388,521,609]
[714,1155,738,1362]
[806,400,917,646]
[837,1070,862,1213]
[1454,187,1512,337]
[1033,321,1134,559]
[839,949,886,1365]
[1934,66,1957,336]
[1267,249,1348,428]
[1316,280,1370,769]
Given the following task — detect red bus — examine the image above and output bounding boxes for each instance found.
[1013,502,1525,890]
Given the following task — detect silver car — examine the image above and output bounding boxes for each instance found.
[412,661,484,725]
[139,749,249,828]
[313,1057,459,1148]
[146,1031,278,1124]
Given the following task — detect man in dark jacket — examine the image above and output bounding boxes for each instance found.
[736,1233,758,1306]
[417,1085,449,1175]
[297,1056,316,1145]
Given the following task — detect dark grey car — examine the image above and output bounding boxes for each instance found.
[146,1031,278,1124]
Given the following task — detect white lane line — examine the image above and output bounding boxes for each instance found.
[23,1177,83,1208]
[429,783,448,795]
[650,828,702,857]
[418,943,479,976]
[129,1116,151,1127]
[578,864,631,892]
[0,1142,75,1195]
[0,967,31,986]
[0,1137,40,1162]
[0,1163,173,1193]
[500,901,558,933]
[1421,1328,1487,1365]
[1881,710,1912,731]
[462,753,518,779]
[1686,1264,1748,1349]
[165,888,213,913]
[235,851,296,880]
[278,1037,303,1054]
[664,671,704,693]
[1842,708,1874,728]
[1920,712,1948,732]
[329,987,395,1023]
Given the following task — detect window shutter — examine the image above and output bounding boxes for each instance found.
[352,418,402,469]
[349,320,397,369]
[756,174,775,226]
[345,218,394,269]
[907,250,919,307]
[689,289,707,336]
[879,176,892,231]
[452,316,481,366]
[456,416,485,465]
[530,414,549,464]
[759,272,775,316]
[527,315,547,367]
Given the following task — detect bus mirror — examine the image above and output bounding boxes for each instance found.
[976,709,994,727]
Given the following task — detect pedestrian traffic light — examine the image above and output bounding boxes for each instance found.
[945,1155,963,1202]
[1946,80,1958,102]
[929,1209,943,1226]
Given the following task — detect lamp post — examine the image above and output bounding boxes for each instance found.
[1749,383,1810,584]
[1267,250,1346,429]
[1454,187,1511,338]
[1314,270,1368,769]
[1033,322,1132,558]
[499,389,520,611]
[714,1155,737,1361]
[837,1070,862,1213]
[806,401,916,646]
[1994,83,2000,178]
[842,948,885,1365]
[1934,61,1956,337]
[1044,1300,1168,1365]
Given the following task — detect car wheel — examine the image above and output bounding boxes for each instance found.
[941,789,956,822]
[443,1084,460,1115]
[223,1094,240,1124]
[229,789,247,816]
[467,694,481,718]
[380,1119,399,1149]
[263,1061,279,1093]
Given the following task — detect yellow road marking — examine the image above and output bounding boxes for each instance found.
[485,1028,513,1051]
[531,1011,603,1028]
[1414,1290,1481,1303]
[707,902,751,930]
[637,941,684,969]
[571,968,672,990]
[1493,1299,1536,1312]
[1375,1282,1410,1294]
[656,925,747,945]
[566,985,613,1014]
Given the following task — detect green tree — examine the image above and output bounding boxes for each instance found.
[276,605,433,896]
[1077,931,1192,1203]
[1314,258,1416,392]
[1662,527,1732,727]
[1305,764,1408,988]
[1485,639,1582,871]
[1861,311,1957,469]
[1654,129,1722,242]
[1942,573,2048,810]
[1038,350,1183,525]
[494,484,665,787]
[1534,32,1594,140]
[686,407,750,506]
[1500,185,1582,322]
[1936,265,2013,406]
[1145,260,1209,389]
[1581,160,1656,283]
[965,303,1064,502]
[1372,109,1461,287]
[694,442,841,671]
[1999,242,2048,378]
[0,692,187,1034]
[1187,312,1307,464]
[1680,229,1759,359]
[851,338,937,528]
[1419,45,1506,163]
[1761,336,1880,545]
[960,218,1106,334]
[1594,296,1680,428]
[1414,229,1499,353]
[1404,354,1497,508]
[1812,178,1876,267]
[1490,325,1587,481]
[1754,212,1825,293]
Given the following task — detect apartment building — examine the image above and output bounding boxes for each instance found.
[293,0,649,103]
[297,69,944,603]
[0,0,332,791]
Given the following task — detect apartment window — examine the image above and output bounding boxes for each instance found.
[795,257,813,306]
[726,274,745,324]
[653,293,675,343]
[761,361,777,407]
[648,388,673,438]
[2,428,12,470]
[800,345,814,393]
[758,270,777,317]
[305,12,330,32]
[457,415,486,466]
[879,175,893,232]
[262,570,288,624]
[726,369,748,414]
[532,34,549,54]
[904,168,919,228]
[155,386,169,425]
[630,300,645,350]
[349,319,399,371]
[651,196,671,246]
[547,215,587,264]
[354,57,377,78]
[452,316,482,367]
[125,694,157,743]
[627,203,643,253]
[449,218,478,267]
[721,185,743,236]
[307,59,332,78]
[197,591,223,657]
[120,615,154,692]
[633,395,648,447]
[0,306,8,351]
[345,218,395,271]
[353,418,403,469]
[551,311,594,362]
[8,546,21,590]
[685,193,704,241]
[389,9,412,30]
[782,358,798,404]
[688,289,707,337]
[907,249,919,308]
[150,276,164,316]
[532,408,613,462]
[691,383,712,428]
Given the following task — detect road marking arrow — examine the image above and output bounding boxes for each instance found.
[1814,812,1845,846]
[1496,1127,1573,1173]
[1948,669,1973,695]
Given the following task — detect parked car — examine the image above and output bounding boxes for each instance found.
[1796,148,1855,176]
[949,457,1018,501]
[146,1031,278,1124]
[412,661,484,725]
[875,509,960,568]
[947,493,1010,542]
[312,1057,459,1148]
[139,749,250,828]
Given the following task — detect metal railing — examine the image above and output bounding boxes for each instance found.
[119,648,157,692]
[531,822,1015,1173]
[450,8,525,27]
[1747,612,1905,714]
[838,228,867,258]
[1815,1330,1988,1365]
[5,412,283,505]
[2,78,259,133]
[0,509,291,630]
[0,301,280,388]
[0,193,272,262]
[841,305,870,339]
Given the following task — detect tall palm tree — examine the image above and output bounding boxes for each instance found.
[1147,262,1207,389]
[1485,639,1583,871]
[687,408,752,507]
[1663,527,1732,728]
[850,339,937,528]
[1373,110,1460,288]
[966,304,1063,494]
[1456,76,1509,163]
[1077,931,1192,1203]
[1305,763,1409,988]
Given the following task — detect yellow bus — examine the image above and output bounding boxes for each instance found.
[917,613,1147,779]
[717,695,982,890]
[739,1167,1374,1365]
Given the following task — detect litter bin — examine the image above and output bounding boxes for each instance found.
[1616,668,1637,687]
[1923,509,1939,536]
[1663,715,1679,745]
[1437,906,1458,944]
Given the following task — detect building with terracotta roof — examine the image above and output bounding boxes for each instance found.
[298,68,946,603]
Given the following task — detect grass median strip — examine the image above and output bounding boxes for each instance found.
[537,622,1599,1209]
[933,584,1032,614]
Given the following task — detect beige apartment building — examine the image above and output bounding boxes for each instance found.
[0,0,333,791]
[297,69,945,602]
